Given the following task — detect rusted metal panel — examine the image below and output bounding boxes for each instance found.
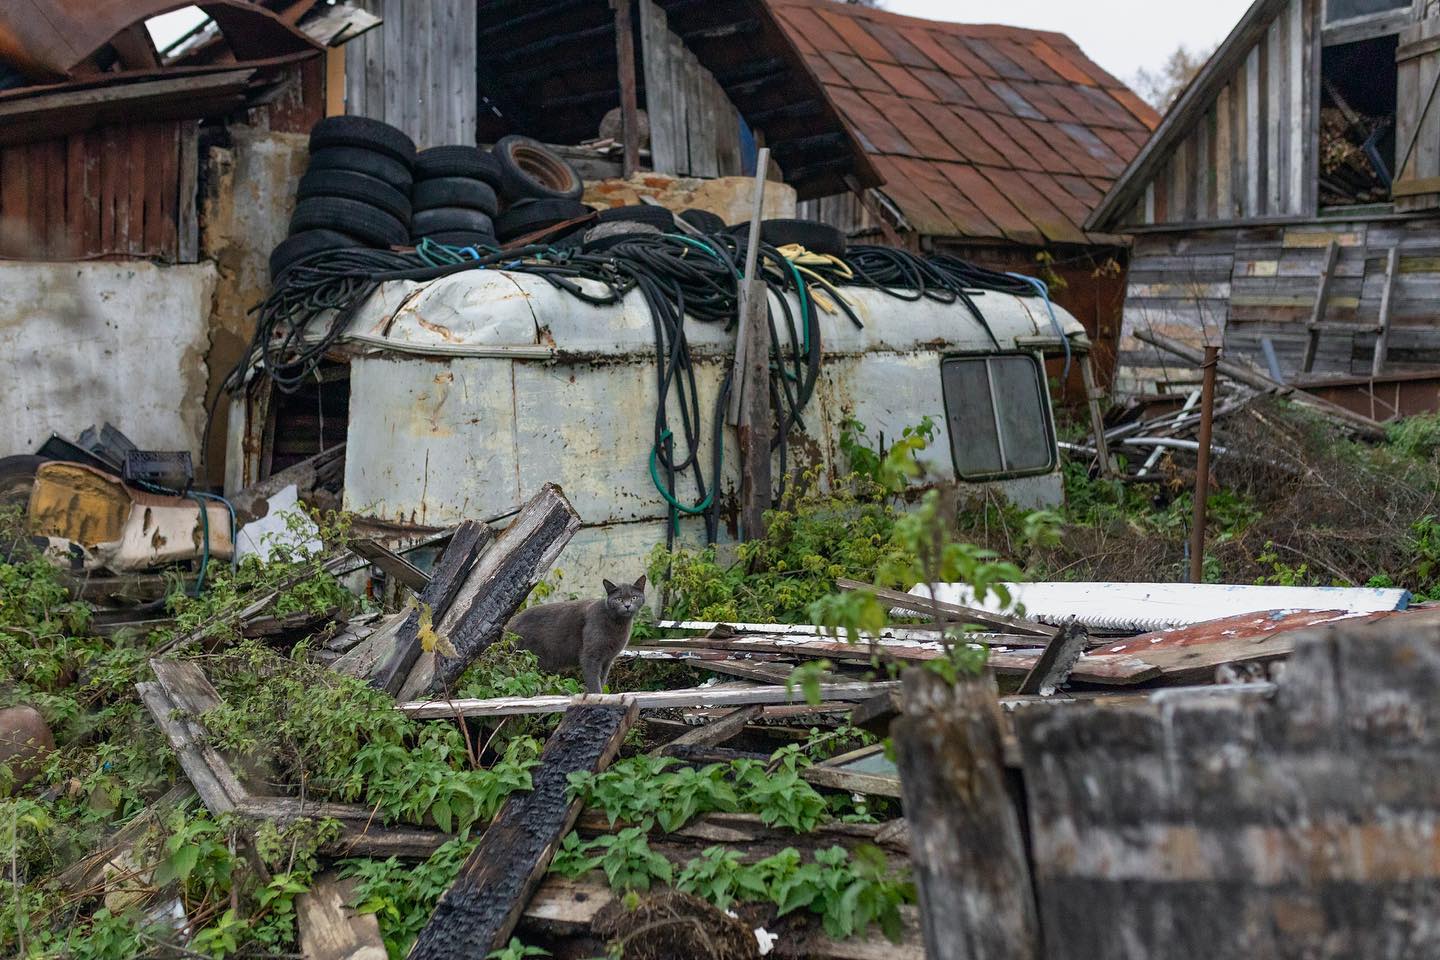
[0,0,318,82]
[0,121,184,261]
[1297,369,1440,420]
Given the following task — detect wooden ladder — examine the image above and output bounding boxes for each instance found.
[1300,241,1399,377]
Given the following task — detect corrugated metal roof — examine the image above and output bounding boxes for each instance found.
[770,0,1160,245]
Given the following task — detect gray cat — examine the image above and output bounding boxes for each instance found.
[505,576,647,694]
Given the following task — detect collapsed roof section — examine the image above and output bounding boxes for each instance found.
[770,0,1161,246]
[0,0,327,147]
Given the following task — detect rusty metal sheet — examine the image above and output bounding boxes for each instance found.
[0,0,318,82]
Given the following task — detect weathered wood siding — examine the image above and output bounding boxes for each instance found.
[1017,617,1440,960]
[0,122,185,262]
[1118,219,1440,391]
[637,0,743,178]
[342,0,477,149]
[1121,0,1318,228]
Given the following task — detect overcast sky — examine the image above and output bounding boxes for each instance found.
[880,0,1254,84]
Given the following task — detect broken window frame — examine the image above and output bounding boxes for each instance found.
[1323,0,1414,29]
[940,352,1058,483]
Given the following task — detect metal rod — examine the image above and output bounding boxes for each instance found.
[1189,346,1220,584]
[612,0,640,179]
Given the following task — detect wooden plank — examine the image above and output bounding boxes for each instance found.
[399,682,902,719]
[639,0,679,174]
[1246,43,1262,217]
[1287,0,1305,215]
[351,538,433,593]
[1373,246,1400,378]
[893,670,1039,959]
[736,149,772,539]
[1264,16,1282,215]
[653,704,763,755]
[1301,240,1342,373]
[410,702,638,959]
[614,0,641,178]
[298,873,388,960]
[127,122,148,256]
[835,579,1056,639]
[52,784,194,892]
[177,121,198,263]
[368,520,492,695]
[801,764,902,799]
[136,682,238,816]
[1215,84,1233,217]
[399,484,580,698]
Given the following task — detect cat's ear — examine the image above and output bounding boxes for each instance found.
[602,579,617,594]
[633,574,647,590]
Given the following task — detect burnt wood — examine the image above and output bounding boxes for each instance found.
[408,702,638,959]
[369,520,492,695]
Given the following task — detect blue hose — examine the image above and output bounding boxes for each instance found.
[1006,273,1072,384]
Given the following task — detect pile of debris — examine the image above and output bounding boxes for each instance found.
[9,442,1439,958]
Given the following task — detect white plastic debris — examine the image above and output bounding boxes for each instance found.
[754,927,778,955]
[235,485,322,563]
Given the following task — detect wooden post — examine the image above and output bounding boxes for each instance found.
[612,0,640,179]
[408,702,638,959]
[1372,246,1399,378]
[734,148,772,541]
[1189,345,1220,585]
[1080,354,1115,478]
[891,669,1040,960]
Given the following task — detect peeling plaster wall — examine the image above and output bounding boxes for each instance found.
[0,261,217,457]
[201,127,310,472]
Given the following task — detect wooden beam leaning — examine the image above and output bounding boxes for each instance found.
[350,538,433,594]
[408,701,639,959]
[892,669,1040,960]
[1373,246,1400,378]
[400,484,581,699]
[368,520,493,696]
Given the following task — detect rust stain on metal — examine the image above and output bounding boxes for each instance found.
[415,316,459,342]
[1101,608,1382,655]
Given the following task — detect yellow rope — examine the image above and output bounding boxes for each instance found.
[775,243,869,322]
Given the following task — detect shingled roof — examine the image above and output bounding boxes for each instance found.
[769,0,1161,246]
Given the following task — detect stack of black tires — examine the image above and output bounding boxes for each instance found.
[270,117,417,280]
[409,146,502,248]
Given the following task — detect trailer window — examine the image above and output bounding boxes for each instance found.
[941,354,1056,480]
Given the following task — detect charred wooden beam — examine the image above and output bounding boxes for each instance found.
[409,702,638,959]
[400,484,581,699]
[368,520,493,696]
[350,538,432,593]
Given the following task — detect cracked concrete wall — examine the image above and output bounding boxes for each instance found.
[0,261,217,458]
[201,126,310,475]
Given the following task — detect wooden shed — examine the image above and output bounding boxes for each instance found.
[1089,0,1440,400]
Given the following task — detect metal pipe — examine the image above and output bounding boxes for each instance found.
[1189,346,1220,584]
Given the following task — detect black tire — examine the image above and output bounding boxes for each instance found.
[290,197,407,247]
[298,169,412,223]
[411,207,494,236]
[729,218,847,257]
[416,230,499,249]
[680,208,726,233]
[493,135,584,203]
[596,204,676,229]
[411,177,499,216]
[0,455,45,509]
[495,198,593,241]
[309,116,416,165]
[414,146,503,189]
[269,229,364,280]
[307,147,414,190]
